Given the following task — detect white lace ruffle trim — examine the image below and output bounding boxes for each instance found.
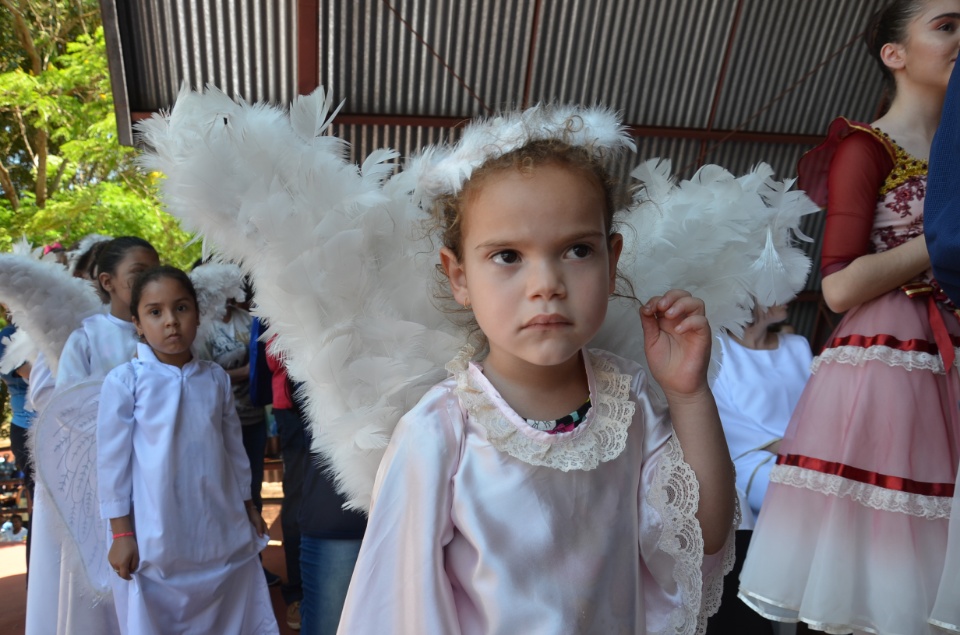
[811,344,960,374]
[770,464,952,520]
[446,347,635,471]
[648,435,738,635]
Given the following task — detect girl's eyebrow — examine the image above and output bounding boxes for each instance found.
[930,12,960,21]
[475,230,606,250]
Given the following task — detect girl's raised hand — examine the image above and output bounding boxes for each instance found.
[640,290,712,399]
[108,536,140,581]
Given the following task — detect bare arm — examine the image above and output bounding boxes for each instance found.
[821,235,929,313]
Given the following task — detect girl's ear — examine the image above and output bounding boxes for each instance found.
[440,247,469,306]
[880,41,906,71]
[607,233,624,294]
[131,316,144,341]
[98,271,114,295]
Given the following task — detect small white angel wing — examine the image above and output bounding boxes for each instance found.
[189,262,246,346]
[27,380,112,598]
[0,254,103,376]
[0,329,38,374]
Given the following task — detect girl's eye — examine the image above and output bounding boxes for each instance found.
[938,20,956,32]
[568,244,594,259]
[177,304,189,312]
[492,250,520,265]
[149,309,161,317]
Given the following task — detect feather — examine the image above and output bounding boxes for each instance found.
[189,262,246,347]
[0,254,104,376]
[0,329,38,374]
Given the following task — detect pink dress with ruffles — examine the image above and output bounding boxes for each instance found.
[739,120,960,635]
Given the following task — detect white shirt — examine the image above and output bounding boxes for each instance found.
[711,332,812,517]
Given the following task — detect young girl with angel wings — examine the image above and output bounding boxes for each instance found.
[98,266,277,635]
[138,90,817,634]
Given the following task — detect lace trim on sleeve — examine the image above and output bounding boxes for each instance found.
[445,346,635,471]
[649,435,738,635]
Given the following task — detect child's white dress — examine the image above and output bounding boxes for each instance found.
[26,312,137,635]
[337,348,734,635]
[97,343,278,635]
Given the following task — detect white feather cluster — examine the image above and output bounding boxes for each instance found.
[140,87,815,511]
[0,254,103,375]
[408,104,636,210]
[0,329,38,375]
[189,262,245,346]
[592,159,818,388]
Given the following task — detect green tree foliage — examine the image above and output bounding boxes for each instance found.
[0,0,199,268]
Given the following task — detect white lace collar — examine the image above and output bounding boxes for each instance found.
[445,346,636,471]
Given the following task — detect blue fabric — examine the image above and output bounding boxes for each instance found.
[0,325,34,429]
[926,62,960,305]
[299,536,362,635]
[247,317,273,407]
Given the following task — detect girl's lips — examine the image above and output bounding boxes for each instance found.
[523,314,571,328]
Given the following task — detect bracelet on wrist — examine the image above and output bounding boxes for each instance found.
[113,531,135,539]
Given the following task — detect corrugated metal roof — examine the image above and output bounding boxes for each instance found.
[319,0,534,116]
[713,0,886,133]
[115,0,297,111]
[529,0,738,127]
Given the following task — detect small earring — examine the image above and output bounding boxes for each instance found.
[463,297,470,309]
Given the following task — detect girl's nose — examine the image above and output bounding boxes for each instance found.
[528,259,565,298]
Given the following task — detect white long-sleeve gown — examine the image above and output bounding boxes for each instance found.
[26,312,138,635]
[97,343,277,635]
[337,348,734,635]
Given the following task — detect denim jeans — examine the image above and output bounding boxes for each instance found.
[299,536,362,635]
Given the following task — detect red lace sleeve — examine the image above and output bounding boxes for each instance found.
[797,119,895,277]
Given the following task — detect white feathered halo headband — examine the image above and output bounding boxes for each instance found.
[407,105,637,211]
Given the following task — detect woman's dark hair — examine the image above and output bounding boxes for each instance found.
[129,265,199,320]
[94,237,158,301]
[865,0,927,96]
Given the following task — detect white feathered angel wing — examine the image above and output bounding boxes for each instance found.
[592,159,818,385]
[189,262,246,347]
[139,86,463,510]
[0,254,103,376]
[29,380,113,598]
[0,328,39,375]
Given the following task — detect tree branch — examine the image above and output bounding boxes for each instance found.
[34,128,47,208]
[0,161,21,211]
[3,0,43,75]
[13,108,35,163]
[48,158,67,196]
